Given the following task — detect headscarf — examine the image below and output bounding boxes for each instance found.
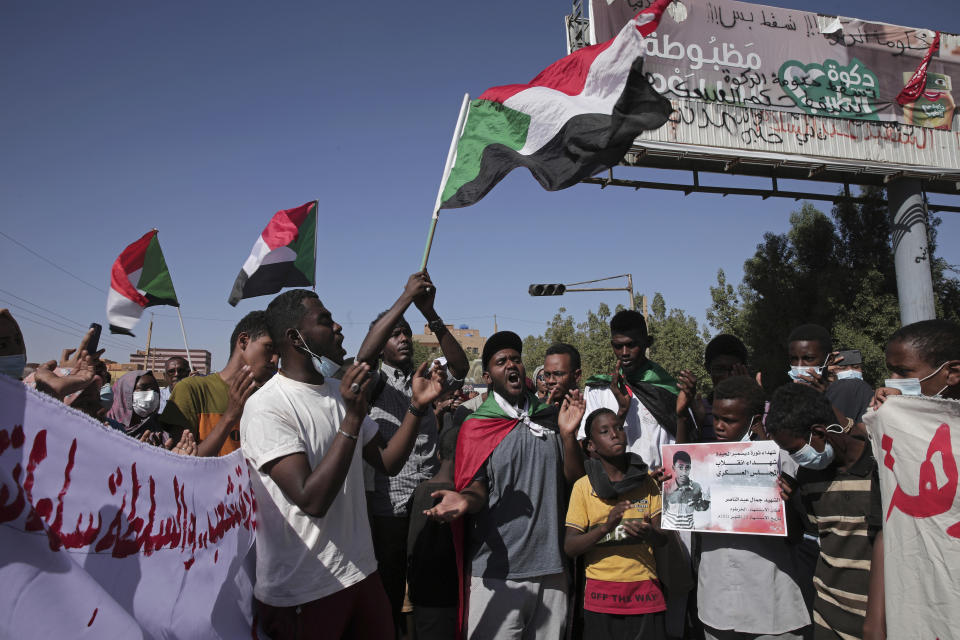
[107,370,155,433]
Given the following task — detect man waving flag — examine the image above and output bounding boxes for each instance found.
[438,0,674,210]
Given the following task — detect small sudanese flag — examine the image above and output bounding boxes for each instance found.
[106,229,179,336]
[228,201,317,306]
[438,0,673,210]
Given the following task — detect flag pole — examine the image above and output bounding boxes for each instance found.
[420,92,471,271]
[312,200,318,292]
[175,307,196,372]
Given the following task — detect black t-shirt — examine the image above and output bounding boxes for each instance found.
[407,479,459,607]
[825,378,874,423]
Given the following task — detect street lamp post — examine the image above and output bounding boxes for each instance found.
[528,273,647,320]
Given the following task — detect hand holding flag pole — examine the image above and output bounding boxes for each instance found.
[419,93,471,271]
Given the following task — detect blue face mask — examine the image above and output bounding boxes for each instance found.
[787,353,831,382]
[885,362,949,397]
[99,383,114,409]
[836,370,863,381]
[0,354,26,379]
[296,331,342,379]
[788,365,821,381]
[790,424,843,470]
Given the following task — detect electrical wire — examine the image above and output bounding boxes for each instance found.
[0,230,107,294]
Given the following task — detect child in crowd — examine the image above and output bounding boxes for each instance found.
[865,319,960,639]
[694,334,751,441]
[872,319,960,405]
[767,383,882,640]
[696,376,812,640]
[565,407,668,640]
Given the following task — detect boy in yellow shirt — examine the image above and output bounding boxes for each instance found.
[565,407,668,640]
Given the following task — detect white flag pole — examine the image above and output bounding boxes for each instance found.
[175,307,196,372]
[419,93,471,271]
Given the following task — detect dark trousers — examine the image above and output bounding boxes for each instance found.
[256,572,394,640]
[411,605,457,640]
[370,514,410,632]
[583,609,667,640]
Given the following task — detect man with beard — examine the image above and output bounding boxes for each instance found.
[423,331,587,639]
[240,274,446,640]
[542,342,583,406]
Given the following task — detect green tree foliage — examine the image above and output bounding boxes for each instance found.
[521,298,709,386]
[646,293,710,391]
[412,341,441,368]
[709,187,959,386]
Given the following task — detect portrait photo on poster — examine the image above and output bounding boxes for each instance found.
[660,441,787,536]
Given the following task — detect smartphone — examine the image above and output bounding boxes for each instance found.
[836,350,860,366]
[87,322,102,354]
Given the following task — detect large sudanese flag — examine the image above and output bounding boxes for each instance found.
[228,201,317,306]
[438,0,674,210]
[106,229,180,336]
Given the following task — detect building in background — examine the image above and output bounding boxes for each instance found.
[412,324,486,358]
[103,348,213,380]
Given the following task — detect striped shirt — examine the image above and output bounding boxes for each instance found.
[793,445,882,640]
[366,362,441,517]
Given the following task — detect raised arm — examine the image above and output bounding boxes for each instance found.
[355,272,432,367]
[413,270,469,380]
[559,390,587,484]
[264,363,373,518]
[363,360,446,475]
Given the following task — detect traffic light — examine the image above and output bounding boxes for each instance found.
[528,283,566,296]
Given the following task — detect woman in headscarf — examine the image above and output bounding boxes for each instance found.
[106,370,165,440]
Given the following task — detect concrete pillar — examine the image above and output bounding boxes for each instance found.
[889,178,936,326]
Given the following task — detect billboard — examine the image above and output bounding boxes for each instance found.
[590,0,960,172]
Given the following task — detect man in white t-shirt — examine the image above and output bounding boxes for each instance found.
[241,276,445,640]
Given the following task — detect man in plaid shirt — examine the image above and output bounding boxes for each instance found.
[354,274,469,634]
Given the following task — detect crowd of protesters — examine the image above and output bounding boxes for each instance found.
[1,271,959,640]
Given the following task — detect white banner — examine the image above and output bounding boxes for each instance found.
[864,395,960,640]
[0,375,256,639]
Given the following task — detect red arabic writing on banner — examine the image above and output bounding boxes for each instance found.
[881,423,960,538]
[0,424,257,569]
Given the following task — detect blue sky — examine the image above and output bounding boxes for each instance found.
[3,0,959,370]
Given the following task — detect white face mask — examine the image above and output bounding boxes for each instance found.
[836,370,863,381]
[790,424,843,470]
[131,390,159,417]
[0,353,26,379]
[788,353,832,382]
[296,331,341,379]
[885,362,950,397]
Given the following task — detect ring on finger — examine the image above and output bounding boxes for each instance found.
[349,382,361,394]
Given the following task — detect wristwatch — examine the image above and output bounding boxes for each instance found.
[428,318,447,335]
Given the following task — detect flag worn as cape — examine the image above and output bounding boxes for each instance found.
[451,391,558,638]
[437,0,673,210]
[106,230,179,336]
[584,360,679,395]
[228,201,317,306]
[585,360,679,438]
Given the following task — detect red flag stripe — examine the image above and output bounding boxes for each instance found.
[260,202,316,251]
[109,230,154,306]
[478,0,670,105]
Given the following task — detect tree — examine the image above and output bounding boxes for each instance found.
[707,187,960,386]
[521,297,710,386]
[645,293,710,392]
